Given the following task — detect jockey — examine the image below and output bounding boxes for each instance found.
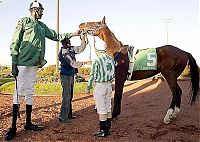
[4,0,80,141]
[86,46,115,137]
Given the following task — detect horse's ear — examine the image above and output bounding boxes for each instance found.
[102,16,106,24]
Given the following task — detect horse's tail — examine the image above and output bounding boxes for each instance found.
[186,52,199,104]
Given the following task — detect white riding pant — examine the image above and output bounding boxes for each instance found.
[93,82,112,115]
[13,66,38,105]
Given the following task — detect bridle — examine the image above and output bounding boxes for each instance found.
[80,22,108,51]
[79,21,126,59]
[81,21,107,36]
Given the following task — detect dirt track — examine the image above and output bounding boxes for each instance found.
[0,79,200,142]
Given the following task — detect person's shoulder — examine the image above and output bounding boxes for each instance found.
[20,16,32,21]
[15,17,30,29]
[61,47,69,54]
[38,21,45,26]
[17,17,34,24]
[16,17,27,22]
[106,54,114,59]
[92,58,100,64]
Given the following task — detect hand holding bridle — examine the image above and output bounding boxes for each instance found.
[80,30,89,44]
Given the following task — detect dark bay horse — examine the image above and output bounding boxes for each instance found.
[79,17,199,124]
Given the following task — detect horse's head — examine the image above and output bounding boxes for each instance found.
[79,16,107,36]
[79,16,124,57]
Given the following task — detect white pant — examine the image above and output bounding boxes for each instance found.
[93,82,112,114]
[13,66,38,105]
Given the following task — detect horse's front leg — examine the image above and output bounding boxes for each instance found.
[112,80,125,119]
[112,66,127,119]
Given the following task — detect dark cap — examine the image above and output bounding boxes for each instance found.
[61,38,71,47]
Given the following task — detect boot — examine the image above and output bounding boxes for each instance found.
[106,118,112,135]
[4,127,17,141]
[24,104,44,131]
[94,121,107,137]
[4,104,19,141]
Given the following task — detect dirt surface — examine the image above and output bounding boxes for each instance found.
[0,79,199,142]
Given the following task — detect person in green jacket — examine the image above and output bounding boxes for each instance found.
[4,0,81,141]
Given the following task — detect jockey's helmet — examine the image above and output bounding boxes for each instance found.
[29,0,44,10]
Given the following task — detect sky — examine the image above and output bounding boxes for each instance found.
[0,0,199,66]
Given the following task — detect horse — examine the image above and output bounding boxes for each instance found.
[79,16,199,124]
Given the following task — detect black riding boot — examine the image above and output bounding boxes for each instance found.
[4,104,19,141]
[95,121,107,137]
[106,118,112,135]
[24,104,44,131]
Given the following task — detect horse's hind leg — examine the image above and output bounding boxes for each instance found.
[171,85,182,118]
[163,72,181,124]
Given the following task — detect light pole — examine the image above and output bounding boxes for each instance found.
[56,0,59,72]
[161,18,173,44]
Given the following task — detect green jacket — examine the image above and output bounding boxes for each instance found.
[10,16,73,67]
[87,52,115,90]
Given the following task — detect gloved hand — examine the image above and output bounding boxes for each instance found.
[12,64,19,78]
[86,89,90,95]
[80,33,89,45]
[72,30,81,36]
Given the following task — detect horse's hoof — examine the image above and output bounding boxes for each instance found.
[163,108,173,124]
[112,115,118,120]
[112,116,117,119]
[171,107,180,118]
[163,118,171,124]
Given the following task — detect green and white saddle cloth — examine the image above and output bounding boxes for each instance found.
[127,47,157,80]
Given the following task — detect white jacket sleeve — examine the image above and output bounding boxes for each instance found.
[73,40,87,54]
[70,60,84,68]
[62,48,84,68]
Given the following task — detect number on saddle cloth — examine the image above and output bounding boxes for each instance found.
[127,47,157,80]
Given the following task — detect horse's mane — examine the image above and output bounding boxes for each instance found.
[106,27,123,47]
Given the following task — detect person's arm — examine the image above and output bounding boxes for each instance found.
[73,35,87,54]
[40,22,80,41]
[61,48,84,68]
[87,60,98,90]
[70,60,84,68]
[10,18,25,64]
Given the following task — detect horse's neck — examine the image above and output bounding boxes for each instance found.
[99,29,121,57]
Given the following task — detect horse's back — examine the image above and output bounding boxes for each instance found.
[157,45,188,73]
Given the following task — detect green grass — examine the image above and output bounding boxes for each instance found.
[0,81,89,95]
[0,78,15,86]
